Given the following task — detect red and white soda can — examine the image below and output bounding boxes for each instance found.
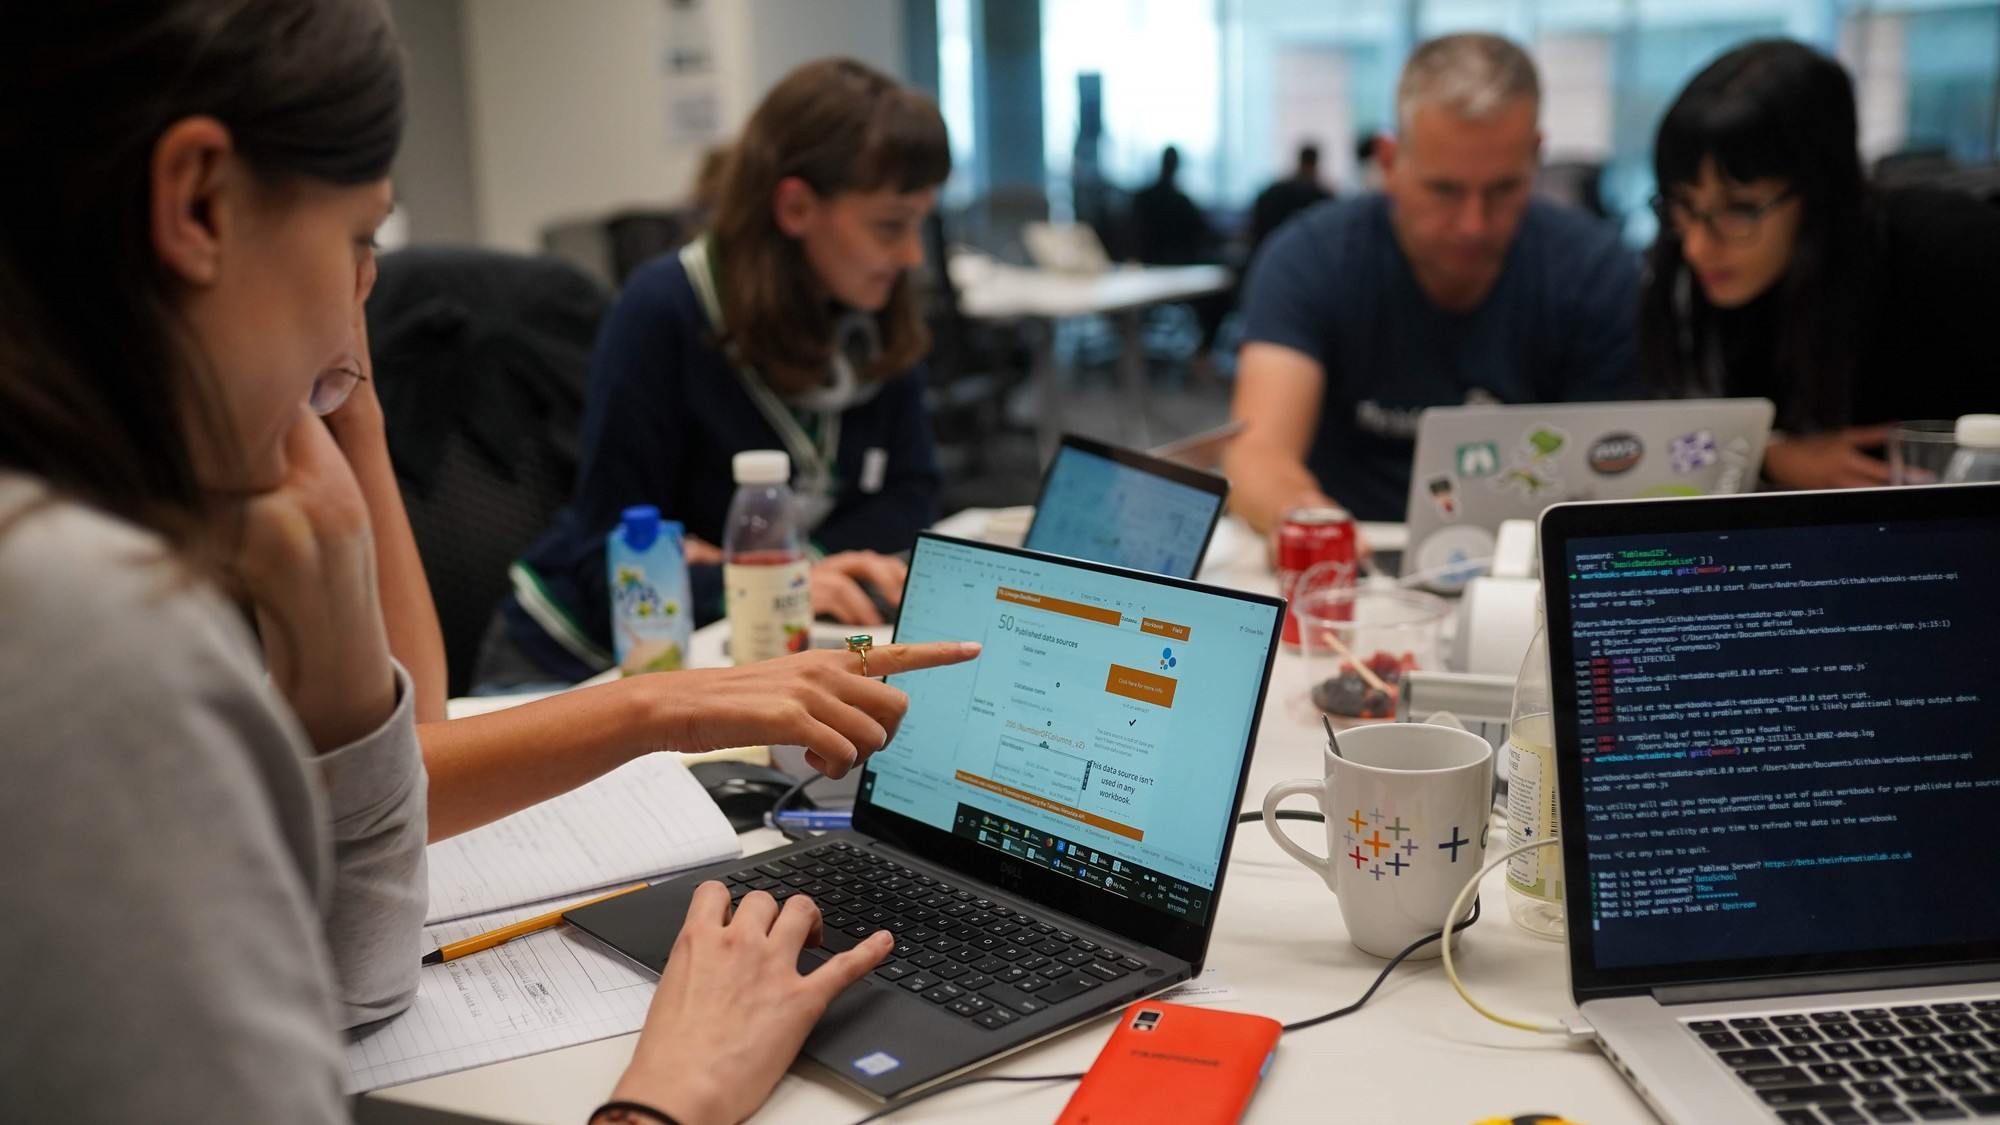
[1277,506,1358,648]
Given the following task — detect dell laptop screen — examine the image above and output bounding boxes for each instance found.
[1024,436,1227,580]
[857,534,1281,958]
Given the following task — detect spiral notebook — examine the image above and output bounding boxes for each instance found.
[347,753,740,1092]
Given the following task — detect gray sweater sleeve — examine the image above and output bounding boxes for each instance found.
[0,495,428,1122]
[316,662,429,1028]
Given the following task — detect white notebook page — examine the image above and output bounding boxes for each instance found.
[424,752,740,924]
[346,891,656,1092]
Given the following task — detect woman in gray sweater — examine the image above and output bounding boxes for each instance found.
[0,4,966,1123]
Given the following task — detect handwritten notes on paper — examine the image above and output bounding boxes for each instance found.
[348,753,740,1091]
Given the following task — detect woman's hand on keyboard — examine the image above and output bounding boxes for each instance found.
[649,641,981,778]
[612,882,893,1125]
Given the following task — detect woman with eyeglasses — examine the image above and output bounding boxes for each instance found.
[1641,39,2000,490]
[0,4,974,1121]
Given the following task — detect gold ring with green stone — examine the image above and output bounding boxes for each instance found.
[845,634,873,677]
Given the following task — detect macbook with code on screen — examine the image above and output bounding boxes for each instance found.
[1539,484,2000,1125]
[566,532,1283,1100]
[1023,432,1229,580]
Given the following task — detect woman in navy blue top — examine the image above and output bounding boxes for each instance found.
[492,58,950,683]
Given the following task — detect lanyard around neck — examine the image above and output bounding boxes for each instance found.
[679,238,840,500]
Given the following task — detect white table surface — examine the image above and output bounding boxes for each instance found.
[954,263,1232,320]
[951,262,1234,455]
[381,516,1655,1125]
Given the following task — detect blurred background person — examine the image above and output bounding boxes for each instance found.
[1354,132,1387,192]
[1248,142,1335,264]
[1130,144,1231,378]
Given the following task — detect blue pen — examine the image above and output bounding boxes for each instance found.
[771,808,852,832]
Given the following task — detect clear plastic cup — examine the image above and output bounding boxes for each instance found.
[1888,420,1958,485]
[1297,586,1451,726]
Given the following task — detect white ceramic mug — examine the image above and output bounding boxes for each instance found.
[1262,720,1493,958]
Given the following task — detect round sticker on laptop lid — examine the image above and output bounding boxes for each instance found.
[1669,429,1720,473]
[1411,524,1496,593]
[1587,433,1644,475]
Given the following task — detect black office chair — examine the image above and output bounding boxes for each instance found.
[1538,159,1609,219]
[1872,147,1958,188]
[1873,154,2000,208]
[920,213,1038,486]
[365,245,612,698]
[604,207,704,286]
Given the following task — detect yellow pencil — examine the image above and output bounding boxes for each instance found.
[421,882,652,965]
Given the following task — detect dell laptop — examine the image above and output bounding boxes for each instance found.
[568,533,1284,1100]
[1539,483,2000,1124]
[1406,398,1773,590]
[1024,433,1230,580]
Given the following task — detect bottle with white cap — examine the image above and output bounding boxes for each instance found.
[723,450,812,665]
[1942,415,2000,484]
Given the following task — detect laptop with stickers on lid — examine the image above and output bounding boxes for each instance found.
[1402,399,1773,592]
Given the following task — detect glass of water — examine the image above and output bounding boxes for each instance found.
[1888,420,1958,485]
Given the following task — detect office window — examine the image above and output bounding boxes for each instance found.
[938,0,978,207]
[1219,0,1407,204]
[1042,0,1224,205]
[942,0,2000,238]
[1900,5,2000,163]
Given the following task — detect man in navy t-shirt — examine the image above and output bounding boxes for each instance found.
[1226,34,1641,526]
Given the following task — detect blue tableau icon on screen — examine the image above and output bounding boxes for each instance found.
[1159,646,1177,670]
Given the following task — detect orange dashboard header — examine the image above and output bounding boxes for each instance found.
[1140,617,1190,641]
[995,586,1122,627]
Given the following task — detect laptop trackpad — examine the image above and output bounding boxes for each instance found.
[565,879,704,974]
[804,974,960,1074]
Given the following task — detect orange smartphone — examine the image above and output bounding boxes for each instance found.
[1055,1001,1283,1125]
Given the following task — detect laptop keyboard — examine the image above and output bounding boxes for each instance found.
[1688,1000,2000,1122]
[722,840,1149,1031]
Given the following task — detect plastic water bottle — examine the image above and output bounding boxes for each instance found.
[1942,415,2000,484]
[723,450,812,665]
[1504,614,1565,940]
[607,505,694,676]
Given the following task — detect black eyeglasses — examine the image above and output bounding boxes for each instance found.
[1652,190,1796,244]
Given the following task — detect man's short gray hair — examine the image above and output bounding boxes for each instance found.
[1396,33,1540,132]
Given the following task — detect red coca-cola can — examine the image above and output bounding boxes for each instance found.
[1277,506,1358,648]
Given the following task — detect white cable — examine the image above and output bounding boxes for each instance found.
[1439,836,1587,1037]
